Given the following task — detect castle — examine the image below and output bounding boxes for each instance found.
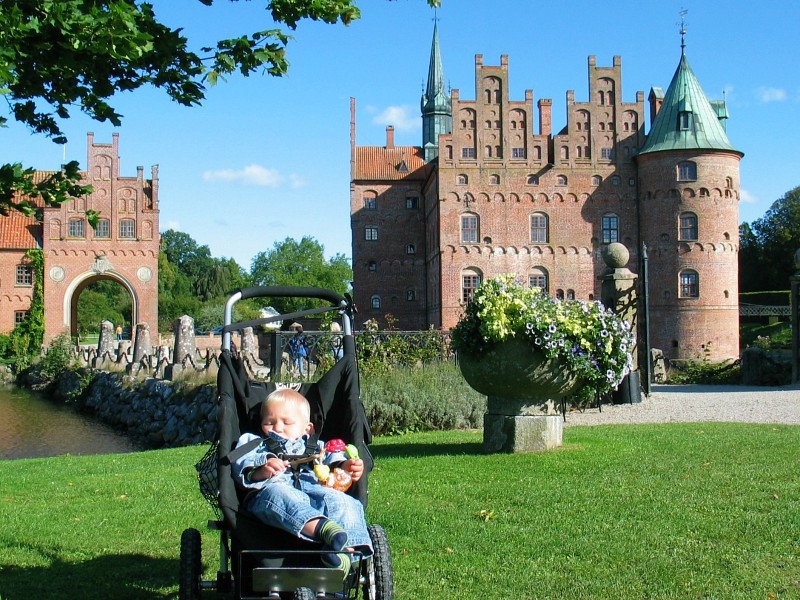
[0,133,160,345]
[350,25,742,362]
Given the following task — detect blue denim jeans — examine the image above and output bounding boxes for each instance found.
[246,477,373,551]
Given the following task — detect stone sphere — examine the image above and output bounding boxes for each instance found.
[603,242,630,268]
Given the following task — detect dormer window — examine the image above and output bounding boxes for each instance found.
[679,111,693,130]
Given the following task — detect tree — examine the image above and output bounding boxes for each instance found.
[0,0,439,214]
[160,229,214,281]
[739,185,800,293]
[250,236,352,314]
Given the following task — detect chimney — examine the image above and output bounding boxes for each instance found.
[386,126,395,149]
[538,99,552,136]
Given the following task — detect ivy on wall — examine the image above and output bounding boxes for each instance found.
[0,248,44,364]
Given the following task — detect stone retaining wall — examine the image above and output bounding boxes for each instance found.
[49,370,218,448]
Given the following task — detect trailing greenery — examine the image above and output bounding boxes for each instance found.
[1,425,797,599]
[741,321,792,351]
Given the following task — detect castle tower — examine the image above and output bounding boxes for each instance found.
[636,43,743,361]
[421,23,452,163]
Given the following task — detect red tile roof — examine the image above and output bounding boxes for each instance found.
[353,146,432,181]
[0,170,55,250]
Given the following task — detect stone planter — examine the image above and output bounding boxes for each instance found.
[458,337,581,453]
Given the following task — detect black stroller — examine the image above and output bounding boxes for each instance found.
[180,286,393,599]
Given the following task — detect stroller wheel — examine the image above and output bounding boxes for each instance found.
[364,524,393,600]
[292,587,316,600]
[179,528,202,600]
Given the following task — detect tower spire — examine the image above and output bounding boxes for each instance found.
[421,21,451,162]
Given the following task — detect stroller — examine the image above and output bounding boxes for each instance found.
[180,286,393,599]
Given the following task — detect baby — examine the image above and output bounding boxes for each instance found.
[232,388,372,571]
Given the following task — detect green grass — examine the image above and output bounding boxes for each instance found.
[1,425,799,599]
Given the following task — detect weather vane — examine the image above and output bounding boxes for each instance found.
[678,9,688,54]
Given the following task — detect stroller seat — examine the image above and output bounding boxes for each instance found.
[180,286,393,600]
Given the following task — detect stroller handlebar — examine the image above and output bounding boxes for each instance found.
[237,286,346,305]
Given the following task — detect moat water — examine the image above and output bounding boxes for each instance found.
[0,385,144,460]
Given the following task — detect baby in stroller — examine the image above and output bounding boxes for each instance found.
[232,388,373,574]
[181,286,392,600]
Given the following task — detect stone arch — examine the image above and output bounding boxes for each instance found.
[64,271,138,341]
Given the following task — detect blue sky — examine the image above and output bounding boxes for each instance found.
[3,0,798,270]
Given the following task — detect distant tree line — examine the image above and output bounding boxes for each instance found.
[739,185,800,296]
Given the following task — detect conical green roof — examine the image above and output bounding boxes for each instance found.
[639,54,741,156]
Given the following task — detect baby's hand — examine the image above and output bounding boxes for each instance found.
[343,458,364,482]
[262,457,288,479]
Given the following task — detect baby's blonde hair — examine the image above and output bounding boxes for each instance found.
[262,388,311,423]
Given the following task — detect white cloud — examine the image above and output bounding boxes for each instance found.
[165,220,181,230]
[370,105,418,132]
[202,164,284,187]
[289,174,309,189]
[740,188,759,204]
[756,87,787,103]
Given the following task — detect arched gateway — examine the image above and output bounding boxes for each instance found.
[0,133,159,345]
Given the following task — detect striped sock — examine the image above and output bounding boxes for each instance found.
[315,519,351,571]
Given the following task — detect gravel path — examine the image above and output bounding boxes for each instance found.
[563,383,800,426]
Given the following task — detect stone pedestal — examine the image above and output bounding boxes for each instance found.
[483,413,563,453]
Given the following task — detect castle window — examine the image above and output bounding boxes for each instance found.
[602,213,620,244]
[527,175,539,185]
[512,148,526,159]
[406,195,419,209]
[95,218,110,239]
[533,147,542,160]
[457,174,468,185]
[407,289,416,301]
[677,161,697,181]
[365,226,378,241]
[68,218,85,238]
[601,148,613,160]
[363,194,377,209]
[679,270,699,298]
[556,175,568,186]
[446,145,453,160]
[461,214,479,244]
[368,261,377,271]
[495,146,502,158]
[611,176,621,186]
[484,146,492,158]
[592,175,602,186]
[679,111,693,130]
[679,212,698,241]
[530,213,549,243]
[567,289,575,300]
[371,295,381,309]
[15,264,32,286]
[725,177,733,189]
[560,146,569,160]
[629,178,636,187]
[406,244,416,255]
[529,267,549,292]
[556,289,564,300]
[462,147,476,159]
[489,174,500,185]
[485,120,492,129]
[15,310,28,325]
[462,269,483,304]
[119,219,136,239]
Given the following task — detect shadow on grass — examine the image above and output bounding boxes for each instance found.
[371,440,484,459]
[1,543,176,599]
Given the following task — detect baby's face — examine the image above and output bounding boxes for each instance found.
[261,400,312,441]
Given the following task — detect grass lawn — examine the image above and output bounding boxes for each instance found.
[1,424,798,599]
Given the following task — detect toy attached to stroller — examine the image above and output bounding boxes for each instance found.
[180,287,393,599]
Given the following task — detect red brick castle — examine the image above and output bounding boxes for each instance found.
[350,26,742,361]
[0,133,159,345]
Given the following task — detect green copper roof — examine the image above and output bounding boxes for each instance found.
[639,54,741,156]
